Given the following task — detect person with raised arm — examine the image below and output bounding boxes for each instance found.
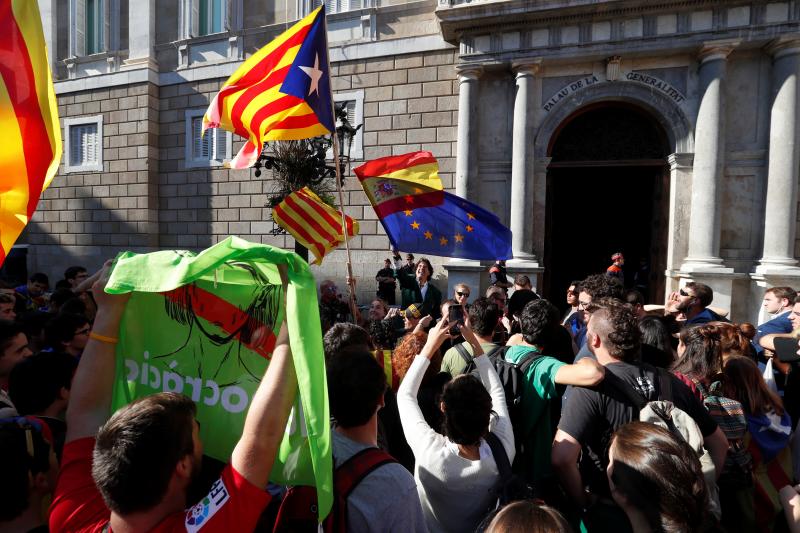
[49,260,298,533]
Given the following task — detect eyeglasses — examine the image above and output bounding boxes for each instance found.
[456,291,470,297]
[578,301,592,309]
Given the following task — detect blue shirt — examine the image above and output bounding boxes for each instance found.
[753,310,793,356]
[685,308,728,325]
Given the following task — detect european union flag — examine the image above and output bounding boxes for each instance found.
[379,191,512,260]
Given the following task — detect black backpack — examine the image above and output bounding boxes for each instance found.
[453,344,542,454]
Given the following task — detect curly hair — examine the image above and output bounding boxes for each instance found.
[587,298,640,362]
[392,332,441,383]
[673,323,723,382]
[440,374,493,446]
[580,273,624,301]
[368,319,396,350]
[610,422,708,533]
[519,299,558,346]
[416,258,433,278]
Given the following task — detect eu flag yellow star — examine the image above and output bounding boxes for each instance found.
[424,231,433,240]
[466,225,474,232]
[411,221,420,229]
[439,236,448,246]
[454,233,464,243]
[467,212,476,220]
[404,209,413,217]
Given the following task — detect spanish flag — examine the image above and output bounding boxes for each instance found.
[203,6,334,169]
[272,187,358,265]
[0,0,62,266]
[353,151,443,218]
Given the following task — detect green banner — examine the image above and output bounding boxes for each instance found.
[105,236,332,518]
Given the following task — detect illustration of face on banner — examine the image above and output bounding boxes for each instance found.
[112,261,314,485]
[106,237,332,512]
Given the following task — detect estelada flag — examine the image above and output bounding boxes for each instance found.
[272,187,358,265]
[0,0,62,265]
[353,151,444,218]
[203,6,334,169]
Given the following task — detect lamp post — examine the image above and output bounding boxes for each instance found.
[256,103,362,262]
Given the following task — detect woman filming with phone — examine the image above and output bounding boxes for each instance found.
[397,315,513,533]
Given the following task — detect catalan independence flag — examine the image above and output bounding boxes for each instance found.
[353,151,444,218]
[0,0,62,266]
[203,6,334,169]
[272,187,358,265]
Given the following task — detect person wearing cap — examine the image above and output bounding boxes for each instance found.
[400,303,423,332]
[606,252,625,284]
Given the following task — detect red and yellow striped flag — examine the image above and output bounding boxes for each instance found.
[203,6,335,169]
[0,0,62,265]
[353,151,443,218]
[273,187,358,265]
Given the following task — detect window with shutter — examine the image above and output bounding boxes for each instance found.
[65,116,103,172]
[186,110,232,167]
[71,0,113,56]
[69,124,99,166]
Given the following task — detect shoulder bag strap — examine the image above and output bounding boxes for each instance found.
[517,352,545,374]
[485,432,512,484]
[334,447,397,498]
[454,343,473,366]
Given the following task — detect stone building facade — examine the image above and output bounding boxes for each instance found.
[23,0,800,323]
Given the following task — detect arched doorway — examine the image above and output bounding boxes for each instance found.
[542,102,671,305]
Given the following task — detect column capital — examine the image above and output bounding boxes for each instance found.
[668,152,694,170]
[765,35,800,60]
[698,39,740,63]
[455,63,484,81]
[512,59,542,78]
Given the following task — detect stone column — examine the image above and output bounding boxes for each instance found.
[666,153,694,282]
[455,64,483,201]
[509,60,541,262]
[681,40,738,272]
[123,0,157,69]
[756,37,800,274]
[38,0,58,74]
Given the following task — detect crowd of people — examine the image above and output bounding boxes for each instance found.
[2,251,800,533]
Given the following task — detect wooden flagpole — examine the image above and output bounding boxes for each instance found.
[322,4,359,323]
[330,133,358,323]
